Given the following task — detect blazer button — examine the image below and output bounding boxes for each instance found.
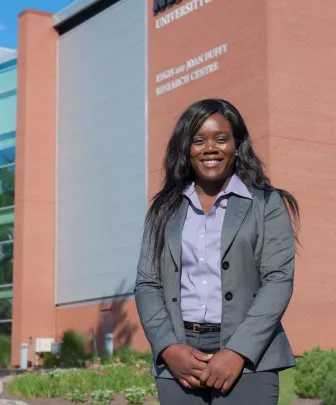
[225,292,233,301]
[222,261,230,270]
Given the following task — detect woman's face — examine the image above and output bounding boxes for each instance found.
[190,113,237,185]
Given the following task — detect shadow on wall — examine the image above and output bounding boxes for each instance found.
[94,278,139,355]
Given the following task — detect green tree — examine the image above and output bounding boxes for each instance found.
[0,243,13,284]
[0,165,14,208]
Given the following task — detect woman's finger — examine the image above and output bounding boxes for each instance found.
[190,368,202,377]
[214,376,225,390]
[205,373,217,388]
[185,375,203,388]
[179,378,192,389]
[221,379,231,393]
[192,349,213,362]
[199,367,211,383]
[191,356,208,370]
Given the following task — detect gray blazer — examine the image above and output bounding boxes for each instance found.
[134,188,296,378]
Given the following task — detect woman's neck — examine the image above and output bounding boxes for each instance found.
[195,175,233,197]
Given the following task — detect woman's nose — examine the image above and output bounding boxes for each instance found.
[204,139,218,152]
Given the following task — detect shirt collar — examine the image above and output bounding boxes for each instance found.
[183,174,252,201]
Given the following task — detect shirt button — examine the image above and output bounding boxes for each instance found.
[200,257,204,262]
[202,280,207,284]
[200,235,204,238]
[202,304,205,308]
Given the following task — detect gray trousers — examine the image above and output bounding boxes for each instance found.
[155,330,279,405]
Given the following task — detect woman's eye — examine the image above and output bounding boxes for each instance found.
[216,137,228,143]
[193,138,204,144]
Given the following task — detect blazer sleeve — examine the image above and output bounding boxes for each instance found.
[225,191,295,366]
[134,223,180,365]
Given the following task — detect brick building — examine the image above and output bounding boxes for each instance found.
[3,0,335,365]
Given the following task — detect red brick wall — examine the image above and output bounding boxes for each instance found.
[56,300,149,353]
[148,0,270,201]
[267,0,336,353]
[12,10,58,366]
[148,0,336,355]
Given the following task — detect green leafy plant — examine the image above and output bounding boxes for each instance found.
[145,383,158,397]
[60,330,86,368]
[43,353,61,369]
[0,334,11,368]
[66,389,87,403]
[294,347,336,399]
[91,389,113,405]
[321,371,336,405]
[112,346,152,366]
[124,387,146,404]
[8,363,153,398]
[100,353,113,365]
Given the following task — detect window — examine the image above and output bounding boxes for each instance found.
[0,62,16,349]
[0,321,11,335]
[0,285,12,321]
[0,207,14,242]
[0,242,13,285]
[0,131,15,166]
[0,164,14,208]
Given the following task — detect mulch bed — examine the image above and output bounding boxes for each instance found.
[0,386,158,405]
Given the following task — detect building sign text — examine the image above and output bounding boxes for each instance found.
[155,0,213,29]
[155,43,228,96]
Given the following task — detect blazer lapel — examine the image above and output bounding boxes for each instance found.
[220,195,252,259]
[166,198,189,269]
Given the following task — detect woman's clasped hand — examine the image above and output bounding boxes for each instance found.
[161,344,245,392]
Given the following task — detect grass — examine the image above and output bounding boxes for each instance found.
[6,346,296,405]
[7,347,156,405]
[279,368,296,405]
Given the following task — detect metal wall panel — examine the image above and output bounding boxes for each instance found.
[56,0,146,304]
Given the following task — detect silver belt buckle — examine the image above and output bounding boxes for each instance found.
[193,323,201,332]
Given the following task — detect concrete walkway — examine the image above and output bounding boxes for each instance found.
[0,376,28,405]
[0,375,14,393]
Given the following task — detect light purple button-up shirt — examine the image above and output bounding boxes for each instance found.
[181,174,252,324]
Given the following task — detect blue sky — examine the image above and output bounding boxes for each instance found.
[0,0,75,49]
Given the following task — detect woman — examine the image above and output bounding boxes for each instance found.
[135,98,299,405]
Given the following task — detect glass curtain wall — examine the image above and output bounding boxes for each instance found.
[0,57,17,337]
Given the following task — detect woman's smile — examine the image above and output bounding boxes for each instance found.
[200,158,224,168]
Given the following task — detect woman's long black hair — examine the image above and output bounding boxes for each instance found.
[146,99,299,274]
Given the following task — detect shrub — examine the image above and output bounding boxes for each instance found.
[124,387,146,404]
[100,353,113,365]
[145,382,158,397]
[0,334,11,368]
[43,353,61,369]
[294,347,336,399]
[112,346,152,366]
[60,330,86,368]
[321,370,336,405]
[66,389,87,403]
[91,389,113,405]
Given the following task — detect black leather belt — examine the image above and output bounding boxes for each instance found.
[184,321,221,333]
